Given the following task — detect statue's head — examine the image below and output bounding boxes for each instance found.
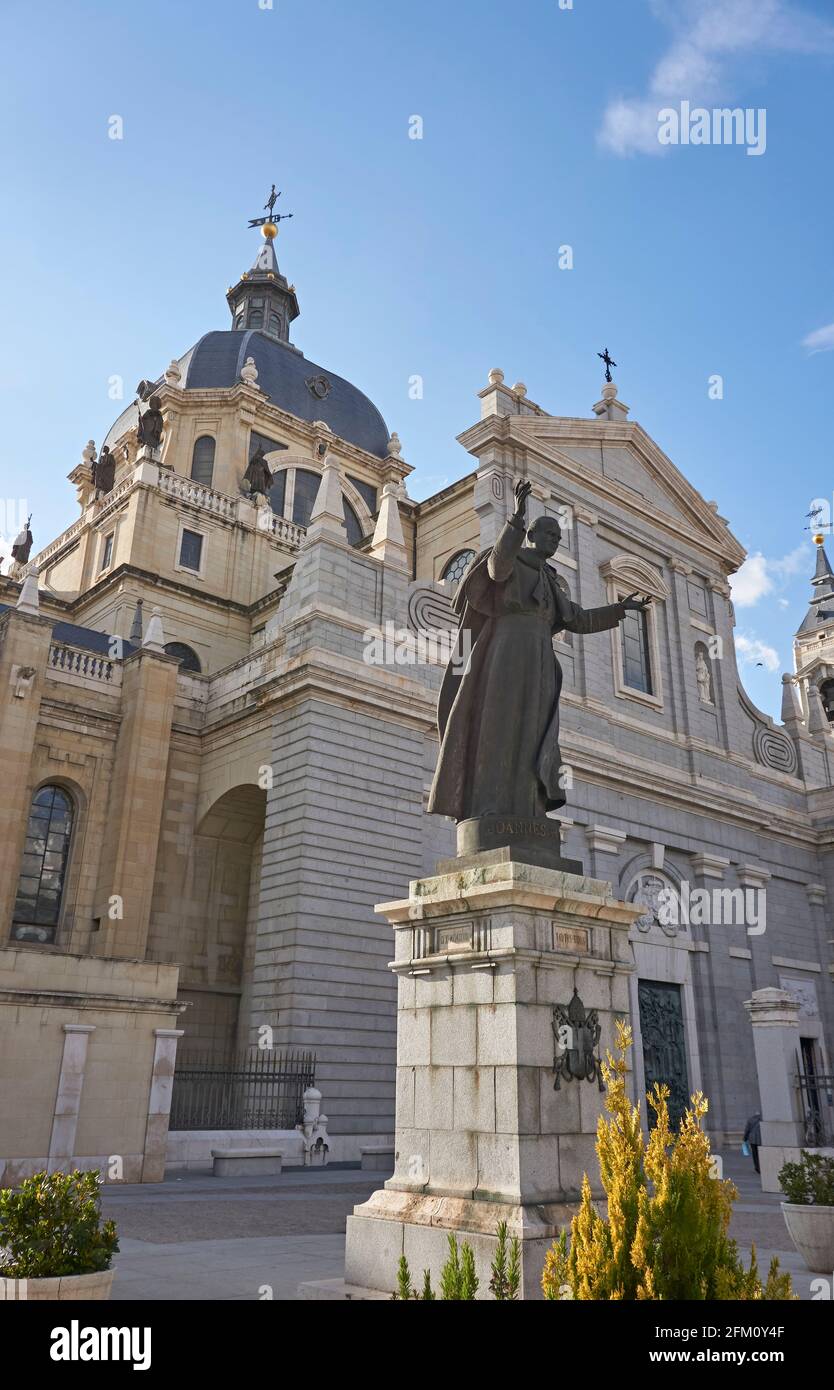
[527,515,562,558]
[148,395,161,411]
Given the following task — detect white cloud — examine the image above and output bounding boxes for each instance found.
[730,544,809,607]
[731,552,771,606]
[599,100,668,158]
[770,544,809,580]
[736,633,781,672]
[599,0,834,156]
[802,322,834,355]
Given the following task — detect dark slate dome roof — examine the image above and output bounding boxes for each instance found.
[106,331,390,459]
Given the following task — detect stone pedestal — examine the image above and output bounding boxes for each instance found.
[306,859,639,1300]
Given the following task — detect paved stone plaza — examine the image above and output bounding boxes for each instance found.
[101,1156,818,1302]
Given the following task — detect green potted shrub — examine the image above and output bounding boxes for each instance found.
[779,1150,834,1273]
[0,1170,119,1301]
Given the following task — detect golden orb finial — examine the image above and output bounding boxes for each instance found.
[262,222,278,240]
[814,532,825,546]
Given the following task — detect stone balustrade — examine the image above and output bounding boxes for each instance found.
[48,643,121,687]
[27,467,306,580]
[157,471,237,520]
[26,516,87,574]
[267,512,306,548]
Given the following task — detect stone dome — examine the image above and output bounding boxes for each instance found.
[104,331,390,460]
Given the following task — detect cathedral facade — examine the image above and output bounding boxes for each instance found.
[1,223,832,1180]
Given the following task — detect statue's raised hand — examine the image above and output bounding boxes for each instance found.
[622,591,652,612]
[513,479,533,522]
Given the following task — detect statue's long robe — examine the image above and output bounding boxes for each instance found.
[93,451,115,495]
[427,517,627,821]
[244,453,273,497]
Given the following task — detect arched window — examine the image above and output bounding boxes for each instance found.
[819,679,834,723]
[442,549,476,588]
[268,469,287,517]
[12,785,75,944]
[190,436,216,488]
[164,643,202,674]
[274,466,366,543]
[621,605,653,695]
[292,469,323,528]
[343,498,363,547]
[269,312,282,337]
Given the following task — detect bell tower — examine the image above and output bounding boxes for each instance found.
[793,536,834,729]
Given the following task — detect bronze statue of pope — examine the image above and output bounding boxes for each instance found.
[428,481,650,824]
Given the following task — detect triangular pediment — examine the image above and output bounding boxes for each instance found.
[507,416,745,568]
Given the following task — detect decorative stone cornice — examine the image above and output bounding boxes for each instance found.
[585,824,627,855]
[691,852,731,880]
[737,864,772,890]
[743,987,801,1027]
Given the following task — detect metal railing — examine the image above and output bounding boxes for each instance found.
[796,1071,834,1147]
[170,1048,315,1132]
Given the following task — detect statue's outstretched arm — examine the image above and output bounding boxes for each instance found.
[561,599,628,635]
[487,516,526,582]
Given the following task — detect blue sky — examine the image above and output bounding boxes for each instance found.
[1,0,832,717]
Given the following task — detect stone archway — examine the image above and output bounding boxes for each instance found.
[175,784,266,1059]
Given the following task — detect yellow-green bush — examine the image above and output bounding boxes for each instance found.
[542,1022,794,1301]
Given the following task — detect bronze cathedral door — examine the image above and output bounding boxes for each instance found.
[637,980,690,1130]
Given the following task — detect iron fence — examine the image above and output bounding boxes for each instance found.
[795,1071,834,1147]
[170,1047,316,1131]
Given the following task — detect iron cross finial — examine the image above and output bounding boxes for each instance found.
[598,347,617,383]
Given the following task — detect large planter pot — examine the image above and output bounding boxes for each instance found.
[0,1269,114,1301]
[781,1203,834,1273]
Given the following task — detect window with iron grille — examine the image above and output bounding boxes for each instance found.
[620,604,653,694]
[164,643,202,674]
[190,435,216,488]
[11,786,74,945]
[179,529,204,573]
[442,549,476,588]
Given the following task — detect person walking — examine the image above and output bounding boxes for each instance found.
[743,1112,762,1174]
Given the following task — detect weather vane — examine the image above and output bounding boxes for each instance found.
[598,347,617,383]
[805,504,832,537]
[247,183,294,233]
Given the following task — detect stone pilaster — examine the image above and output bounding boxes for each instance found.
[48,1024,96,1173]
[0,609,54,933]
[96,648,179,959]
[667,559,697,739]
[141,1028,185,1181]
